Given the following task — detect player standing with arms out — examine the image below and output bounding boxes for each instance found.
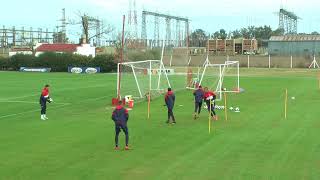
[193,85,204,119]
[165,88,176,124]
[39,84,52,120]
[112,100,130,150]
[204,87,218,121]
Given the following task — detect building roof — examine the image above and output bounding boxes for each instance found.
[36,44,79,52]
[269,35,320,41]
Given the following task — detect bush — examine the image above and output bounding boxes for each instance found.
[1,53,117,72]
[91,54,117,73]
[0,57,9,70]
[9,54,37,71]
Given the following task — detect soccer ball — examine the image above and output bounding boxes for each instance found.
[291,96,295,100]
[48,98,53,103]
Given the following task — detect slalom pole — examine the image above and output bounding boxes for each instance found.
[209,98,212,134]
[224,92,228,121]
[284,88,288,119]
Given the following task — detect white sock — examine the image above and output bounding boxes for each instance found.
[41,115,44,119]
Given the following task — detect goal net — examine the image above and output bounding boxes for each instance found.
[199,61,239,101]
[186,55,210,89]
[117,60,171,102]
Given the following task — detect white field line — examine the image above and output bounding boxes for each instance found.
[0,84,108,101]
[0,95,110,119]
[0,104,69,119]
[0,100,70,105]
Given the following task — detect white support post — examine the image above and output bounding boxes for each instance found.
[268,55,271,69]
[131,65,143,98]
[218,64,223,101]
[237,61,240,91]
[199,64,208,86]
[188,56,191,66]
[197,66,200,80]
[157,61,162,89]
[290,55,293,69]
[149,61,152,93]
[169,54,173,67]
[162,62,171,88]
[247,55,250,68]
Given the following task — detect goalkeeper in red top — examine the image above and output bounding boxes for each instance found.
[112,100,130,150]
[204,87,218,121]
[39,84,53,120]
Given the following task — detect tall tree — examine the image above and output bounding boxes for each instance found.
[189,29,208,47]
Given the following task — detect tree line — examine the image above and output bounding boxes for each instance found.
[0,53,117,72]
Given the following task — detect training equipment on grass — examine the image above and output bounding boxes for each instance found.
[198,60,240,101]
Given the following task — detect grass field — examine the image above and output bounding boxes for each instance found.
[1,69,320,180]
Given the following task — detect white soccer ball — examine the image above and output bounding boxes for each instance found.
[291,96,295,100]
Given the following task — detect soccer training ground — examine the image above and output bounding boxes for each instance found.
[0,69,320,180]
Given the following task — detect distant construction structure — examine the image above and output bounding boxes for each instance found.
[141,10,189,48]
[0,8,68,48]
[0,26,55,47]
[278,8,299,34]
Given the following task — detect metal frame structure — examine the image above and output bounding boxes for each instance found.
[279,8,299,34]
[141,10,189,47]
[199,61,240,101]
[117,60,171,99]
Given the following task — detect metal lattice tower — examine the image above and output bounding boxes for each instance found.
[154,15,160,47]
[140,10,189,47]
[165,18,171,46]
[141,11,147,40]
[279,8,299,34]
[127,0,138,40]
[176,20,181,47]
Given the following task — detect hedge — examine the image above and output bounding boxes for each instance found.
[0,53,117,73]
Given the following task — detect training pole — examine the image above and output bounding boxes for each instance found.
[224,92,228,121]
[284,88,288,119]
[318,72,320,90]
[209,99,212,133]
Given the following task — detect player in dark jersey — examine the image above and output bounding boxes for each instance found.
[112,100,130,150]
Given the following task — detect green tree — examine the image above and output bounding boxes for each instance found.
[189,29,208,47]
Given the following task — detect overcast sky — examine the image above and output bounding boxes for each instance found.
[1,0,320,42]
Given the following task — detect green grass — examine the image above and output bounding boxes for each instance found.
[0,69,320,180]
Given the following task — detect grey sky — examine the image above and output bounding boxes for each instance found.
[1,0,319,41]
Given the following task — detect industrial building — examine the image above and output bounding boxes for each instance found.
[268,35,320,56]
[208,38,258,55]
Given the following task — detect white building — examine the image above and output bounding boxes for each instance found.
[35,43,96,57]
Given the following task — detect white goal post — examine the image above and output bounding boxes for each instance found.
[117,60,171,100]
[198,60,240,101]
